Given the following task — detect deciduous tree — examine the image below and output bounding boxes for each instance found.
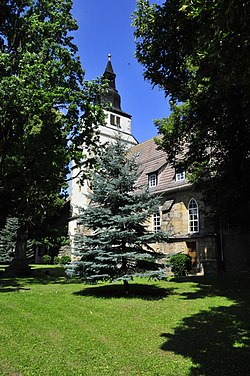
[0,0,106,273]
[133,0,250,228]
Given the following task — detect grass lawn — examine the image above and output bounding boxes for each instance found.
[0,265,250,376]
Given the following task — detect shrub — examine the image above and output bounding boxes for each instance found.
[60,255,71,265]
[169,253,192,277]
[42,254,52,265]
[53,256,60,265]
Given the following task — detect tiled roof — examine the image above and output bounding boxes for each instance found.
[128,137,191,194]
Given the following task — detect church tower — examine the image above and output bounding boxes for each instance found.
[97,54,138,146]
[68,56,138,245]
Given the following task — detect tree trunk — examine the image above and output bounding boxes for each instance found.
[6,230,31,276]
[121,254,129,294]
[123,279,129,295]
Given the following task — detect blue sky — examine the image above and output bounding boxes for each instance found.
[72,0,170,143]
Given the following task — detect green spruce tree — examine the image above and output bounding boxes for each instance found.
[67,139,167,292]
[0,217,19,263]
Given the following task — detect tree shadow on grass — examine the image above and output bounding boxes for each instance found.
[160,275,250,375]
[0,278,31,293]
[74,283,174,300]
[0,266,82,291]
[0,286,31,293]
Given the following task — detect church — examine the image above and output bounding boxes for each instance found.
[69,56,250,275]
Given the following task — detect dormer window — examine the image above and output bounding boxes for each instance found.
[176,170,186,181]
[148,173,157,187]
[110,114,120,127]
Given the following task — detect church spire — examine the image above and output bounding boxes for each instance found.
[105,53,114,73]
[104,54,115,82]
[102,54,122,112]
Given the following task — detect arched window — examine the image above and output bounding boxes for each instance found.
[188,198,199,233]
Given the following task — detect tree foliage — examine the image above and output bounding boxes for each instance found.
[133,0,250,226]
[0,1,106,245]
[66,139,166,287]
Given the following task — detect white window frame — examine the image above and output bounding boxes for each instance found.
[188,198,199,233]
[148,173,157,187]
[153,210,161,232]
[176,170,186,181]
